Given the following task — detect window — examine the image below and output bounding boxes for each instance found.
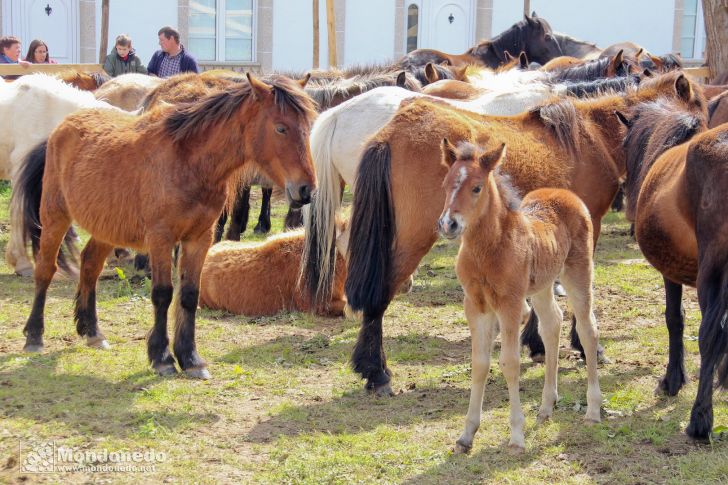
[406,4,419,53]
[680,0,706,59]
[189,0,254,62]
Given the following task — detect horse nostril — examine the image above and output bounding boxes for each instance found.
[299,185,311,202]
[448,219,458,233]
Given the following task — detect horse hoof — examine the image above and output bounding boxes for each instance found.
[530,353,545,364]
[86,336,110,349]
[23,343,44,353]
[584,415,601,425]
[597,346,611,365]
[154,363,178,377]
[507,442,526,454]
[536,412,552,424]
[370,382,394,397]
[453,440,472,454]
[184,367,211,380]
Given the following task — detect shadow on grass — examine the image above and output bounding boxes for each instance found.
[0,350,220,439]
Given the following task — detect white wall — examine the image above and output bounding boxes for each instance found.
[95,0,177,65]
[492,0,676,56]
[272,0,314,72]
[344,0,395,65]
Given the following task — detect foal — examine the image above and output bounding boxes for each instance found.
[438,140,601,453]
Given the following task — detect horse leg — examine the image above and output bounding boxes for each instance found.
[74,238,113,349]
[173,236,212,379]
[352,309,392,396]
[226,186,251,240]
[530,288,562,423]
[147,242,177,376]
[23,217,71,352]
[454,299,498,454]
[657,277,686,396]
[6,224,34,277]
[254,187,272,234]
[496,302,526,453]
[561,268,602,423]
[521,309,545,362]
[214,210,227,243]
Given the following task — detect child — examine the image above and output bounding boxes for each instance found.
[103,34,147,77]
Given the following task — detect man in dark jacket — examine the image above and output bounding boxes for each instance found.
[147,26,199,78]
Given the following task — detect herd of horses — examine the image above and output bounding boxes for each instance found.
[2,12,728,452]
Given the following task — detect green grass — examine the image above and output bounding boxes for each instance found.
[1,187,728,484]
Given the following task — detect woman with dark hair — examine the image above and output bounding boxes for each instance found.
[24,39,57,64]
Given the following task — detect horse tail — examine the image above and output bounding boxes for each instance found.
[344,141,395,315]
[10,140,78,273]
[702,263,728,388]
[300,108,345,305]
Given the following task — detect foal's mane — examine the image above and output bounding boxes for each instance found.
[165,75,317,144]
[622,98,706,216]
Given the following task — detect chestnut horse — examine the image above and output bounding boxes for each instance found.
[12,74,317,379]
[56,70,110,91]
[615,96,728,439]
[399,13,561,69]
[200,224,348,317]
[438,141,600,453]
[343,72,704,394]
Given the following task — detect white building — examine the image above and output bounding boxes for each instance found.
[0,0,706,72]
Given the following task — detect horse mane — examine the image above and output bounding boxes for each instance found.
[552,32,599,51]
[532,99,583,157]
[469,18,529,62]
[563,74,641,97]
[165,75,317,144]
[91,71,111,87]
[622,98,706,216]
[305,71,420,110]
[550,56,621,83]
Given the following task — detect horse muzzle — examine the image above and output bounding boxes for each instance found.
[438,214,462,239]
[286,182,313,208]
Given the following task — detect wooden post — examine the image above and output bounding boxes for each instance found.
[702,0,728,81]
[313,0,320,68]
[326,0,337,68]
[99,0,110,63]
[523,0,531,16]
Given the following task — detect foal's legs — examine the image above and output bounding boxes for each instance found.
[496,302,527,452]
[23,216,72,352]
[173,236,212,379]
[74,238,114,349]
[561,267,602,423]
[658,277,686,396]
[147,242,177,375]
[455,298,498,453]
[530,287,562,423]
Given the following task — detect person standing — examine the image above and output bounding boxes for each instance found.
[24,39,57,64]
[103,34,147,77]
[147,26,198,78]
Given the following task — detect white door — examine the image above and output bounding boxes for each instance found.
[431,1,470,53]
[6,0,78,63]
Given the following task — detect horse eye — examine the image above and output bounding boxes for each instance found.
[472,185,482,194]
[545,34,552,41]
[275,125,287,134]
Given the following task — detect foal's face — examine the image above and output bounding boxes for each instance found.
[438,140,505,239]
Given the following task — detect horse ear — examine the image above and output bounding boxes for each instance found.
[519,52,529,69]
[452,64,469,81]
[396,71,407,87]
[675,74,692,102]
[642,68,654,77]
[504,50,515,62]
[298,72,311,88]
[612,49,624,70]
[649,54,663,70]
[425,62,439,84]
[635,48,644,59]
[247,73,272,100]
[614,110,632,128]
[480,143,506,172]
[441,138,458,167]
[531,11,538,18]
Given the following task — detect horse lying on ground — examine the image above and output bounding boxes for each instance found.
[616,94,728,440]
[11,73,317,379]
[438,140,600,453]
[201,223,348,317]
[342,71,704,395]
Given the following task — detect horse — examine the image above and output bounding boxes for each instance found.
[707,89,728,128]
[552,32,602,59]
[438,140,600,453]
[540,55,586,72]
[615,95,728,440]
[55,70,110,91]
[341,71,704,394]
[1,74,125,277]
[94,73,163,111]
[399,13,562,69]
[300,70,644,311]
[11,73,317,379]
[200,223,348,317]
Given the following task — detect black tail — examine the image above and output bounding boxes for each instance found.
[702,270,728,387]
[12,140,78,273]
[344,142,395,315]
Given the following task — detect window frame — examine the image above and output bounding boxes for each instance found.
[680,0,706,61]
[189,0,258,63]
[405,1,421,54]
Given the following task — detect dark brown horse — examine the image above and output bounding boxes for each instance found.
[342,72,704,395]
[399,13,562,69]
[615,94,728,440]
[12,74,317,379]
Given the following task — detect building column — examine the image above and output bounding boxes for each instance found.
[178,0,190,47]
[334,0,345,66]
[475,0,493,42]
[393,0,405,60]
[672,0,684,54]
[257,0,273,71]
[79,0,96,62]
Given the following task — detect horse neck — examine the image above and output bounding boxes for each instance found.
[575,95,630,175]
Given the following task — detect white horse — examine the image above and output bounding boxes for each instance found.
[2,74,124,276]
[299,68,572,300]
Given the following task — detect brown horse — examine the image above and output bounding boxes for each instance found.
[55,70,109,91]
[438,140,600,453]
[540,55,585,72]
[12,73,317,379]
[707,89,728,128]
[200,225,348,317]
[399,13,561,69]
[343,71,704,394]
[615,95,728,439]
